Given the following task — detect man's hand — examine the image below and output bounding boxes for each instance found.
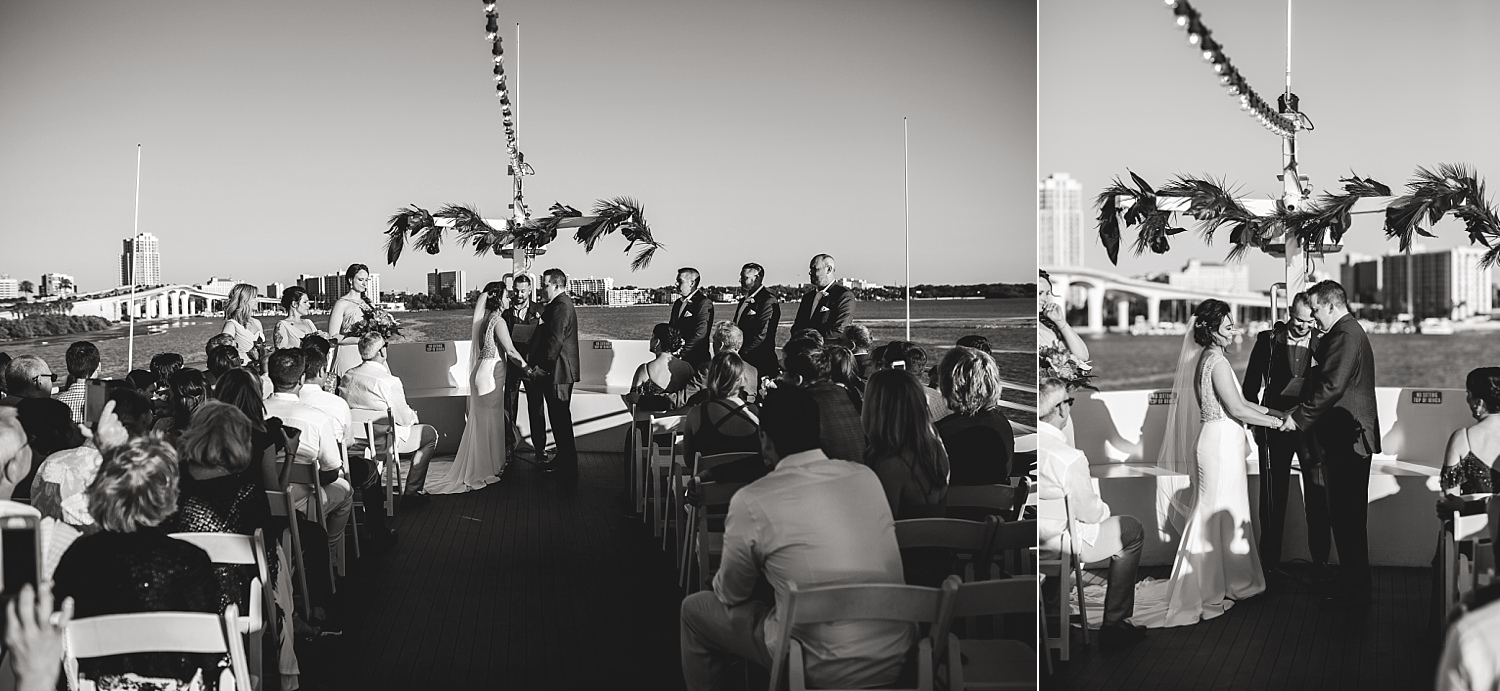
[1279,416,1298,433]
[94,400,130,451]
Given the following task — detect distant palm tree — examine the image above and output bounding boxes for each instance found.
[18,280,34,299]
[59,277,75,295]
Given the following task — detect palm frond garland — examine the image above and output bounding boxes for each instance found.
[384,205,437,265]
[385,196,665,270]
[574,197,666,271]
[1094,166,1500,267]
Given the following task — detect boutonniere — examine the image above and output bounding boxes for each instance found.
[819,305,830,312]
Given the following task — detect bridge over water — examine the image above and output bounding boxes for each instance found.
[1042,265,1273,334]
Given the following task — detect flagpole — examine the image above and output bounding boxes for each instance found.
[903,117,911,341]
[128,144,141,371]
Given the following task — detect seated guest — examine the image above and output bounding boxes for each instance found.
[627,323,695,410]
[882,343,948,421]
[1,355,55,406]
[1037,377,1145,649]
[205,344,241,392]
[162,401,274,615]
[794,349,866,464]
[13,398,85,502]
[53,436,223,688]
[151,368,208,443]
[54,341,100,423]
[683,352,761,471]
[790,327,825,349]
[147,353,184,423]
[775,338,822,388]
[300,334,337,394]
[34,388,154,536]
[339,334,439,503]
[820,345,865,400]
[682,322,761,407]
[214,368,289,466]
[845,325,875,379]
[123,369,156,392]
[680,386,912,691]
[935,346,1014,484]
[1437,367,1500,511]
[263,349,359,553]
[1437,498,1500,691]
[956,334,992,354]
[862,370,948,520]
[299,345,351,442]
[205,332,238,360]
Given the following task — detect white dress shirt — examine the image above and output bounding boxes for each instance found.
[1438,597,1500,691]
[338,361,418,444]
[1038,419,1110,548]
[300,383,351,443]
[263,392,342,511]
[714,449,913,690]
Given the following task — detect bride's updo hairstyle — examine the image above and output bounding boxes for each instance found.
[1466,367,1500,414]
[1191,299,1232,348]
[482,281,507,312]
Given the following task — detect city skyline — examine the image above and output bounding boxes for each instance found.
[0,0,1033,294]
[1040,0,1500,291]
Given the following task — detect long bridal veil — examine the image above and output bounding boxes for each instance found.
[1157,317,1203,534]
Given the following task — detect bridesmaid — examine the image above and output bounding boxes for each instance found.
[327,263,375,378]
[220,284,265,370]
[274,286,323,350]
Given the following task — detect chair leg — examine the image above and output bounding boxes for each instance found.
[1073,555,1090,645]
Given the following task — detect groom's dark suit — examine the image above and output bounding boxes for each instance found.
[1243,323,1330,566]
[528,292,581,475]
[1289,312,1379,595]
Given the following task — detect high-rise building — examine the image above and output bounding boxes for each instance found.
[1381,247,1493,320]
[568,276,613,298]
[40,273,76,298]
[1339,254,1382,305]
[265,282,285,300]
[0,276,17,300]
[323,272,348,303]
[298,274,326,305]
[368,273,381,302]
[1039,173,1085,268]
[426,270,466,301]
[607,288,653,306]
[119,232,162,286]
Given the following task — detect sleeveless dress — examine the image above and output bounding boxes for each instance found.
[1440,430,1500,494]
[427,314,506,494]
[331,298,367,378]
[1132,348,1266,627]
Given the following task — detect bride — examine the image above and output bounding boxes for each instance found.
[427,281,526,494]
[1132,299,1283,628]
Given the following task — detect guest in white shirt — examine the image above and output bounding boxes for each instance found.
[338,334,439,501]
[679,386,912,691]
[262,349,354,561]
[1438,500,1500,691]
[298,346,351,444]
[1037,376,1146,649]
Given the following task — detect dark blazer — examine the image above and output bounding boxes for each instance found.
[1242,323,1320,413]
[790,284,855,341]
[733,287,781,375]
[671,290,714,366]
[528,293,581,385]
[502,300,544,381]
[1289,313,1380,457]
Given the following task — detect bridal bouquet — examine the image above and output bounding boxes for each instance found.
[348,304,402,340]
[1039,344,1094,390]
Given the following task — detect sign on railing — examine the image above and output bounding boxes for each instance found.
[1150,391,1176,405]
[1412,391,1443,404]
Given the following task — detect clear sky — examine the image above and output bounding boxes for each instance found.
[0,0,1034,295]
[1041,0,1500,288]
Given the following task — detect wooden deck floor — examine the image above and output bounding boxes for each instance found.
[1045,564,1443,691]
[295,450,688,691]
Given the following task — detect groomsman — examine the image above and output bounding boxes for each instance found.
[671,267,714,367]
[503,273,546,459]
[790,253,855,342]
[733,262,780,376]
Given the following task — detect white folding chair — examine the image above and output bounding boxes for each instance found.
[171,530,276,690]
[1036,495,1089,661]
[767,581,953,691]
[679,452,759,588]
[349,407,399,517]
[644,413,685,539]
[934,575,1039,691]
[67,605,253,691]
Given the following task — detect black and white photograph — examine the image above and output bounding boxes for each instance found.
[1040,1,1500,689]
[0,1,1035,689]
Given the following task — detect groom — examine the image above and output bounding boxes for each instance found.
[526,268,581,481]
[1279,280,1379,609]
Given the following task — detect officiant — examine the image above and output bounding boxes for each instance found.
[503,272,546,461]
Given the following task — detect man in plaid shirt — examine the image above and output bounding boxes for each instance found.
[52,341,98,424]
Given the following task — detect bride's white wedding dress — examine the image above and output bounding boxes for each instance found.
[427,312,506,494]
[1130,348,1266,627]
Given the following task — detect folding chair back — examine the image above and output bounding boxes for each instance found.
[170,530,275,687]
[349,407,398,516]
[1035,496,1088,661]
[685,479,751,594]
[67,605,253,691]
[265,489,310,621]
[768,581,952,691]
[947,484,1020,521]
[933,575,1038,691]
